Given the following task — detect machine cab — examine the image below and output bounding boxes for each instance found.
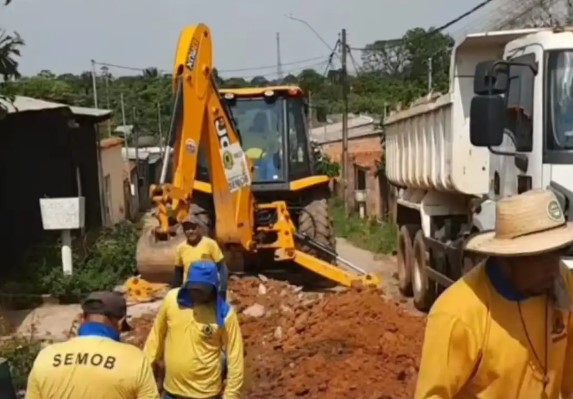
[219,86,313,190]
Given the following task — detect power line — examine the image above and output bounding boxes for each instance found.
[322,40,341,77]
[91,54,332,76]
[218,55,330,73]
[221,60,330,80]
[350,0,496,52]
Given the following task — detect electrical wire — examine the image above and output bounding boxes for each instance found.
[220,60,330,80]
[218,54,330,73]
[92,54,333,77]
[322,40,341,77]
[349,0,496,52]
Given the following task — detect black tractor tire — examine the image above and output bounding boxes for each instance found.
[412,230,437,312]
[295,196,338,288]
[297,197,337,262]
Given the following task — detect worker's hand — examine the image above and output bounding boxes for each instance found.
[151,363,164,391]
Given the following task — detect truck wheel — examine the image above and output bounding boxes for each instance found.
[412,230,436,312]
[397,225,417,296]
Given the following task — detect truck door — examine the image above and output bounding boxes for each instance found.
[490,48,540,199]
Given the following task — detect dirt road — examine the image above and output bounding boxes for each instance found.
[125,239,426,398]
[5,238,426,398]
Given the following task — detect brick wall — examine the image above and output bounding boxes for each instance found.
[322,135,387,219]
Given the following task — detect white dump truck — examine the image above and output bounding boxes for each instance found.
[384,26,573,311]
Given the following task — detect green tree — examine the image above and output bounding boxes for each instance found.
[250,75,268,87]
[0,0,25,116]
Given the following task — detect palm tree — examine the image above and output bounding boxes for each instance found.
[0,31,23,82]
[0,0,23,82]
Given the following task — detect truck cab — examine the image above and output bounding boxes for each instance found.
[469,27,573,267]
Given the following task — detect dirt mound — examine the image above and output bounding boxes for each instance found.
[125,276,425,399]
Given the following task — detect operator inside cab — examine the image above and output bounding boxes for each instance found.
[25,291,158,399]
[173,214,228,299]
[244,111,281,181]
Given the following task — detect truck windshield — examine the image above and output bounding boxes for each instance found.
[228,97,285,183]
[547,51,573,150]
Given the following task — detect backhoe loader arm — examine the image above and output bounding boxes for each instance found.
[151,24,254,250]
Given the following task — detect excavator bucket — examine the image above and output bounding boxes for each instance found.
[135,217,186,284]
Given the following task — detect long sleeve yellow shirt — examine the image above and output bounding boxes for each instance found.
[144,289,244,399]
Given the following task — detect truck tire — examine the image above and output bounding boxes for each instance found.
[397,225,417,297]
[412,230,436,312]
[297,197,337,262]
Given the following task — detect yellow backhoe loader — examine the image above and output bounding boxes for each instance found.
[135,23,379,288]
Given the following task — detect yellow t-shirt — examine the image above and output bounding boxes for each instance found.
[25,336,159,399]
[415,261,573,399]
[175,237,224,282]
[143,289,244,399]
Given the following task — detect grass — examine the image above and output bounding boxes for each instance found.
[330,199,398,255]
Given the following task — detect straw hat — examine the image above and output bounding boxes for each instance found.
[465,189,573,256]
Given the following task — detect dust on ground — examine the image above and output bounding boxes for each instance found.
[127,275,425,399]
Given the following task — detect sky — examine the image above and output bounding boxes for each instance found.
[2,0,508,79]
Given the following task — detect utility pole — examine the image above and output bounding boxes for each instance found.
[427,57,433,92]
[101,66,112,136]
[341,28,349,214]
[308,90,313,130]
[120,92,132,193]
[276,32,283,81]
[90,59,98,108]
[91,59,106,226]
[157,102,164,158]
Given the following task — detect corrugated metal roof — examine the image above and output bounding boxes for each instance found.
[70,105,112,118]
[0,96,112,118]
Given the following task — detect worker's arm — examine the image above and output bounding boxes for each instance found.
[211,241,229,298]
[135,356,161,399]
[222,309,244,399]
[172,246,184,288]
[24,361,41,399]
[143,294,170,366]
[415,313,480,399]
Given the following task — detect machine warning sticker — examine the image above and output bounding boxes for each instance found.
[185,138,197,154]
[220,142,251,192]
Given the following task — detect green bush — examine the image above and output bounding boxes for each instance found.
[2,222,139,304]
[0,336,41,391]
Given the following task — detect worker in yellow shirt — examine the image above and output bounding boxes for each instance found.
[173,214,228,299]
[415,189,573,399]
[144,260,244,399]
[25,291,159,399]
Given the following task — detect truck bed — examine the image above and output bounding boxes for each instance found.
[384,93,489,196]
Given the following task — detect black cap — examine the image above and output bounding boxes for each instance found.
[82,291,131,332]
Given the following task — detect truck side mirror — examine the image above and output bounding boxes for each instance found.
[470,95,505,147]
[474,60,509,95]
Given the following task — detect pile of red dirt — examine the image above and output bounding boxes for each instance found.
[126,276,426,399]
